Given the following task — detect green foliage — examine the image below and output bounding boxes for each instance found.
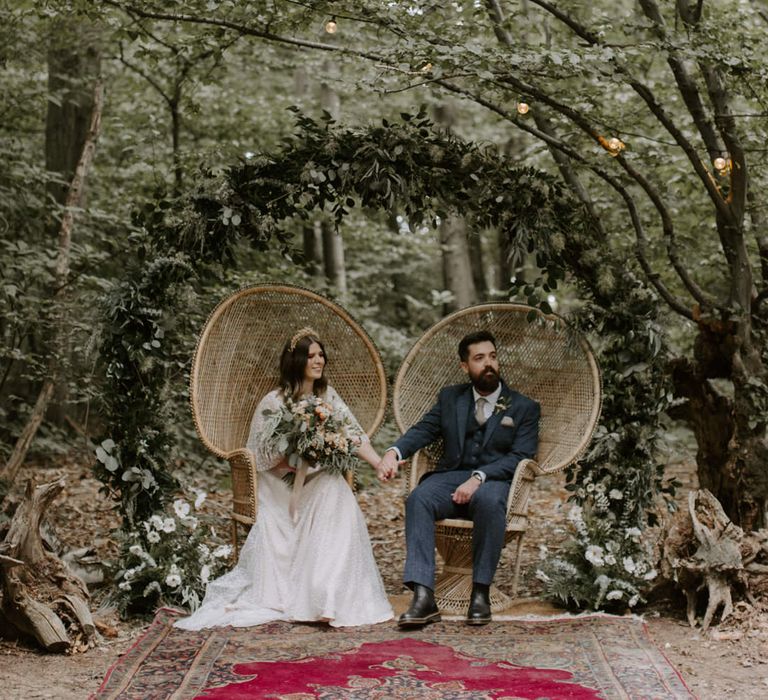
[92,111,587,614]
[533,275,678,609]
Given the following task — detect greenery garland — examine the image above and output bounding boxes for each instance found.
[96,110,670,612]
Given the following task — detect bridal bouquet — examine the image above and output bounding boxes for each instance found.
[261,395,360,486]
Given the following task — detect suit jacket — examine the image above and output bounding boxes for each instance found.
[394,380,540,482]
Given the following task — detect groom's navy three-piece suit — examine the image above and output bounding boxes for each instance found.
[394,380,540,588]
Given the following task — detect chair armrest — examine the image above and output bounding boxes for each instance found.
[505,458,541,527]
[224,448,258,524]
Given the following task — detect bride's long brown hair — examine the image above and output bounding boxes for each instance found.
[278,332,329,399]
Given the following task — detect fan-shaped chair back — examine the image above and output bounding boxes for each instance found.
[392,303,601,611]
[394,303,601,479]
[191,284,387,459]
[189,284,387,551]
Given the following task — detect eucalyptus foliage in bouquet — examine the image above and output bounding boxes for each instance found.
[113,492,232,615]
[261,394,360,485]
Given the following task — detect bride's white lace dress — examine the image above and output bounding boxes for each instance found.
[175,386,393,629]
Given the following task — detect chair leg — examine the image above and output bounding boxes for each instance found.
[511,534,525,599]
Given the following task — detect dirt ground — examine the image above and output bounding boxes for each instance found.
[2,455,767,699]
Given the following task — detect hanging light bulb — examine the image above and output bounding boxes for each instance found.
[516,102,530,115]
[713,156,727,171]
[324,18,338,34]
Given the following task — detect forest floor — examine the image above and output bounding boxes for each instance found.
[2,454,768,699]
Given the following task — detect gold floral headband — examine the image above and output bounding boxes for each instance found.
[289,327,320,352]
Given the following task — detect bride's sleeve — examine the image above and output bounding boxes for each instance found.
[246,391,285,472]
[328,386,369,444]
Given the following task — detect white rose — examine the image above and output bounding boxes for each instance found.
[165,573,182,588]
[162,518,176,533]
[150,515,164,529]
[585,545,605,567]
[173,499,190,518]
[129,544,143,556]
[147,531,161,543]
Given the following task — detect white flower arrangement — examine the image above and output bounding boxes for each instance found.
[113,492,231,615]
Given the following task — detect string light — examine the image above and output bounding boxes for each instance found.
[324,18,338,34]
[606,137,625,156]
[516,102,529,115]
[713,156,731,175]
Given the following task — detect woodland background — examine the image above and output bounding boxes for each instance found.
[2,0,768,662]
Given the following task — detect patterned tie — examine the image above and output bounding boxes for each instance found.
[475,397,488,426]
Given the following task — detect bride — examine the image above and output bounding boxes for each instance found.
[175,327,394,629]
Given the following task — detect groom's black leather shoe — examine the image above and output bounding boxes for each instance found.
[398,584,441,628]
[466,583,492,625]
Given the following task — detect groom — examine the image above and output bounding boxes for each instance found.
[378,330,540,627]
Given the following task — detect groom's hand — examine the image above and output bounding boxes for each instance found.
[452,477,481,504]
[375,449,400,482]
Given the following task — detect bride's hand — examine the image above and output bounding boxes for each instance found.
[271,459,296,478]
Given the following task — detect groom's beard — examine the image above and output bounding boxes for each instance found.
[470,366,500,393]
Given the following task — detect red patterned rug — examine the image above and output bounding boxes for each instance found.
[93,609,694,699]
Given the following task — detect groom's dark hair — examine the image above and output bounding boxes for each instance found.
[458,330,497,362]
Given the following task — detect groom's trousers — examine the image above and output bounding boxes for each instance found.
[403,469,511,588]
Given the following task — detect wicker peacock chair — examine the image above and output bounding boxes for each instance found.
[393,303,602,613]
[189,284,388,555]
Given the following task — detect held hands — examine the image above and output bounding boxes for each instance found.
[452,476,481,504]
[374,449,401,482]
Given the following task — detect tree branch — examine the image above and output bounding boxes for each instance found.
[433,78,693,319]
[103,1,387,64]
[531,0,732,220]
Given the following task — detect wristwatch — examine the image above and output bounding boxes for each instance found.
[471,471,485,483]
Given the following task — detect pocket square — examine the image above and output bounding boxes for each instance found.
[500,416,515,427]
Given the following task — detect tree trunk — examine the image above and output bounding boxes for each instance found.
[0,82,103,491]
[302,223,324,279]
[497,226,514,292]
[671,317,768,530]
[45,21,101,210]
[320,219,347,297]
[468,232,488,299]
[0,480,95,652]
[440,214,477,313]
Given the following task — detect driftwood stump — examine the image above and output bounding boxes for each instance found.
[661,488,768,631]
[0,479,95,652]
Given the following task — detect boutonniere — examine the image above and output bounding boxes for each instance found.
[492,397,510,415]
